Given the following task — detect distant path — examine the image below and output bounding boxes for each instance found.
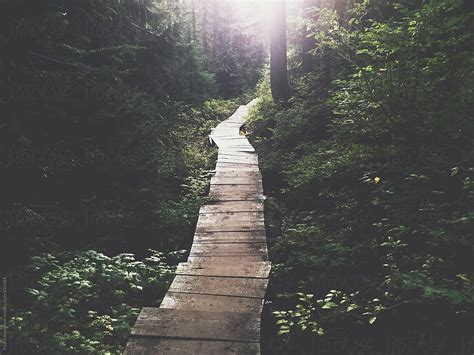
[125,100,270,354]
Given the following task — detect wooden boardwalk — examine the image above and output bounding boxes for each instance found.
[125,100,270,354]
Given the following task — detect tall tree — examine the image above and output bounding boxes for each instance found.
[270,0,291,103]
[200,0,210,69]
[302,0,320,73]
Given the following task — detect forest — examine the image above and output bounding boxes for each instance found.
[0,0,472,354]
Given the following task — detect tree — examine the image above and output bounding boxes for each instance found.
[270,0,291,103]
[302,0,320,73]
[187,0,266,98]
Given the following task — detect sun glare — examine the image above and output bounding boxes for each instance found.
[222,0,300,25]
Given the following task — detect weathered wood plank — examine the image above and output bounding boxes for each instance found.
[193,230,267,243]
[213,136,249,141]
[176,261,271,278]
[216,163,260,170]
[217,158,259,165]
[190,242,267,255]
[159,292,264,313]
[196,223,265,232]
[219,148,256,153]
[197,210,264,218]
[209,192,264,202]
[210,179,261,187]
[209,182,262,191]
[195,224,265,233]
[125,338,260,355]
[213,171,261,179]
[168,274,269,298]
[187,255,266,263]
[199,201,264,213]
[218,154,258,160]
[131,308,260,342]
[195,212,265,232]
[218,152,257,157]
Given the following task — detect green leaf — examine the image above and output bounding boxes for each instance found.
[321,302,337,309]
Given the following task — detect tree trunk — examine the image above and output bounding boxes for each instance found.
[334,0,347,21]
[302,0,320,73]
[202,1,209,68]
[191,0,196,40]
[211,0,220,66]
[270,0,291,103]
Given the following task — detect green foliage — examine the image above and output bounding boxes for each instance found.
[9,250,178,353]
[0,0,248,262]
[0,0,251,352]
[249,0,474,352]
[274,293,324,337]
[273,291,384,337]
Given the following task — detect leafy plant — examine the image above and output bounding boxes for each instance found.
[249,0,474,352]
[9,250,179,354]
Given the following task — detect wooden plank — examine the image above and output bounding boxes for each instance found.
[193,239,266,244]
[218,153,258,159]
[196,215,264,225]
[159,292,264,313]
[214,169,261,175]
[212,136,250,141]
[218,144,254,148]
[176,261,271,278]
[215,148,255,153]
[214,122,242,127]
[218,152,257,157]
[211,136,246,140]
[209,184,264,201]
[198,210,264,218]
[219,147,256,152]
[216,162,259,169]
[216,143,252,148]
[199,201,264,213]
[125,338,260,355]
[216,161,258,166]
[199,206,264,223]
[187,255,266,263]
[131,308,260,342]
[195,223,264,230]
[213,136,249,141]
[197,219,264,230]
[211,178,261,185]
[194,230,266,237]
[193,230,267,243]
[209,184,263,195]
[190,242,267,255]
[209,191,264,202]
[196,213,265,224]
[217,157,259,164]
[215,168,258,173]
[210,181,262,188]
[213,171,261,178]
[210,178,261,186]
[195,223,265,233]
[168,275,269,298]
